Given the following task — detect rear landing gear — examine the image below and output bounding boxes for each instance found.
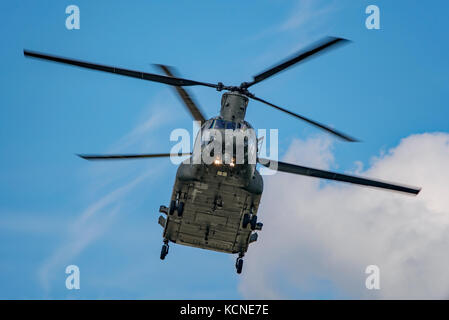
[250,215,257,230]
[242,213,251,228]
[235,253,244,274]
[242,213,258,231]
[160,240,169,260]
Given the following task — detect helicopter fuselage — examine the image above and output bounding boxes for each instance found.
[23,37,421,275]
[160,158,263,254]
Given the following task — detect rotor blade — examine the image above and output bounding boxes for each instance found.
[258,158,421,195]
[23,50,218,89]
[78,152,192,160]
[155,64,206,124]
[246,37,349,88]
[250,95,358,142]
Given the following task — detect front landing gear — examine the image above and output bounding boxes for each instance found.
[235,253,244,274]
[160,240,169,260]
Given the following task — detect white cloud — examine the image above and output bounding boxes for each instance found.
[239,132,449,299]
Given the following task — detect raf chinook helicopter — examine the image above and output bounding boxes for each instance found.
[24,37,420,274]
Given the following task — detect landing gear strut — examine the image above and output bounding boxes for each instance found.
[235,252,244,274]
[160,240,169,260]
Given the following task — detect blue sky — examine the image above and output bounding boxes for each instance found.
[0,0,448,299]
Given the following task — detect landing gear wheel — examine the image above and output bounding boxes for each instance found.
[160,243,169,260]
[236,258,244,274]
[250,215,257,230]
[242,213,250,228]
[169,200,176,215]
[177,202,184,217]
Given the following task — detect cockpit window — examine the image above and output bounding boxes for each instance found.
[216,120,226,129]
[195,118,257,165]
[209,119,225,129]
[209,119,246,130]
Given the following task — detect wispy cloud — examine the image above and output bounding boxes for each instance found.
[38,167,153,293]
[38,92,173,293]
[279,0,337,32]
[250,0,338,42]
[248,0,340,77]
[112,101,170,152]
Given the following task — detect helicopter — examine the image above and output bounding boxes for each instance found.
[24,37,421,274]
